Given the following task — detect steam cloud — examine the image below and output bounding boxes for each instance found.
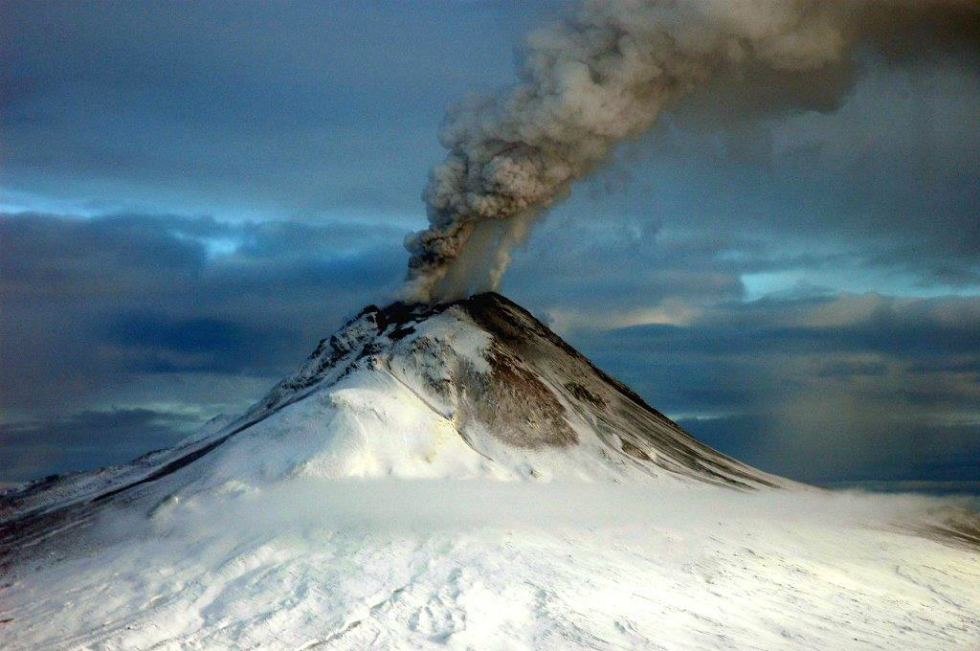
[402,0,979,304]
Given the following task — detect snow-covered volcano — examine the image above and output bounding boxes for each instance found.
[1,292,780,531]
[2,293,978,650]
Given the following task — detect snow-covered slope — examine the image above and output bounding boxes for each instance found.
[1,293,978,650]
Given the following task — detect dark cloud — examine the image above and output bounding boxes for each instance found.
[104,314,289,375]
[598,53,980,289]
[0,1,551,219]
[678,414,980,486]
[0,2,977,487]
[568,294,980,483]
[0,409,196,483]
[600,297,980,360]
[0,212,405,417]
[816,360,889,378]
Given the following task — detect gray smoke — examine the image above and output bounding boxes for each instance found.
[403,0,979,303]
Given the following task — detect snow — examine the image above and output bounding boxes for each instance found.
[200,369,498,483]
[2,481,979,650]
[2,293,977,649]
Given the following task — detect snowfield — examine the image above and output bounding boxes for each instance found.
[2,293,978,649]
[3,481,979,650]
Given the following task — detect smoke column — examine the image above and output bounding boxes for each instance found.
[403,0,978,303]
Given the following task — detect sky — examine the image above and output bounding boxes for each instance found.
[1,0,978,489]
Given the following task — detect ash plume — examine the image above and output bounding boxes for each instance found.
[403,0,979,304]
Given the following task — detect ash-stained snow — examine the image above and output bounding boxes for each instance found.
[1,292,978,650]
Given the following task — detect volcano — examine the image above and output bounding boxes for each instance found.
[2,293,977,650]
[1,293,781,531]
